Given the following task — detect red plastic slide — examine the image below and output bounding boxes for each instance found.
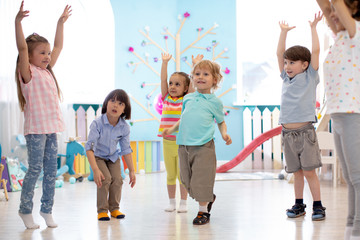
[216,126,282,173]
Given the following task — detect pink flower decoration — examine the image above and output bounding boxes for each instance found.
[154,57,158,62]
[141,82,146,88]
[224,67,230,74]
[164,35,168,40]
[197,27,204,32]
[184,12,190,18]
[128,47,134,52]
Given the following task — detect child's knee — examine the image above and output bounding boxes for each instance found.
[112,175,123,185]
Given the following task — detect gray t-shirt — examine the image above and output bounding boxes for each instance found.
[278,64,319,124]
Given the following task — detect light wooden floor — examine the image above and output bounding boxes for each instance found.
[0,171,348,240]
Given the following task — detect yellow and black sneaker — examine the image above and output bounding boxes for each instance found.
[98,212,110,221]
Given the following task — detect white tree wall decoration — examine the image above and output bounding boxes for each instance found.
[127,12,235,125]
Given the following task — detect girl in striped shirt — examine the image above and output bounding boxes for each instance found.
[157,52,202,213]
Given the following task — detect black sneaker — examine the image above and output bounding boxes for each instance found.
[312,206,326,221]
[286,203,306,218]
[193,212,210,225]
[207,194,216,213]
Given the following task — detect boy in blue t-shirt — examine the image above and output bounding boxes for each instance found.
[276,12,325,221]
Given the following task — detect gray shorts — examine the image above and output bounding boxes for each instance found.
[178,140,216,202]
[282,124,322,173]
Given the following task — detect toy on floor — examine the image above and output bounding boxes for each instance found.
[10,135,28,169]
[6,158,26,192]
[0,164,9,201]
[55,179,64,188]
[58,137,86,175]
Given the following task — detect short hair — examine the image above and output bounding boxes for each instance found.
[191,60,223,90]
[101,89,131,120]
[283,45,311,65]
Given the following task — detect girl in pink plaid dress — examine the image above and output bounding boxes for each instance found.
[15,1,71,229]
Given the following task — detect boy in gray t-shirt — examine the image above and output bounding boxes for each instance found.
[276,12,325,221]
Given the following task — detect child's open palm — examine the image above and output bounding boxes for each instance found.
[309,11,323,28]
[59,5,72,24]
[15,1,29,23]
[192,54,204,65]
[161,52,172,63]
[279,21,295,33]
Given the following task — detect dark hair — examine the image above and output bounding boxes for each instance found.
[283,45,311,66]
[101,89,131,120]
[170,72,190,88]
[345,0,360,20]
[15,33,62,111]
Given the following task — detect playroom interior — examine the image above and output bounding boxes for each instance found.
[0,0,349,239]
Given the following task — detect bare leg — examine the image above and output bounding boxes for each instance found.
[303,169,321,201]
[180,184,187,200]
[177,184,188,213]
[165,184,176,212]
[293,170,305,199]
[167,184,176,199]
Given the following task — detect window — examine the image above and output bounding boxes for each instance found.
[235,0,323,105]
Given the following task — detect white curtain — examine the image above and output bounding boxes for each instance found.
[0,0,115,156]
[235,0,325,105]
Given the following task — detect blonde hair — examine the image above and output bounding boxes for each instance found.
[191,60,223,91]
[15,33,62,111]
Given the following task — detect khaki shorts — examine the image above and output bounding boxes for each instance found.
[282,124,322,173]
[178,140,216,202]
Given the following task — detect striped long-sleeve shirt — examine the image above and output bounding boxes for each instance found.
[157,93,183,139]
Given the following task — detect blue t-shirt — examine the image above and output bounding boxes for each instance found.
[279,64,319,124]
[85,114,132,162]
[176,91,224,146]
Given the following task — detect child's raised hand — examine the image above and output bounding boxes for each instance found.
[15,1,29,23]
[279,21,295,32]
[192,54,204,65]
[161,52,172,63]
[58,5,72,24]
[309,11,323,28]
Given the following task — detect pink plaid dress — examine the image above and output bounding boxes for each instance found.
[20,64,65,135]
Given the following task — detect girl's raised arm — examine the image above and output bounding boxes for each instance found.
[161,53,172,98]
[15,1,31,83]
[310,12,323,71]
[316,0,338,35]
[50,5,72,68]
[331,0,356,38]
